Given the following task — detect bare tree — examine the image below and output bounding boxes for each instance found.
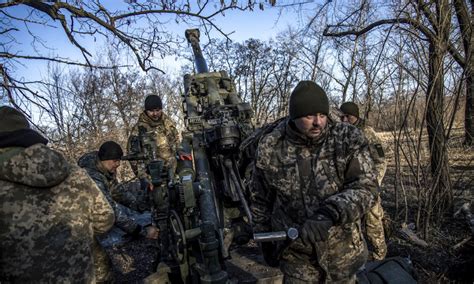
[323,0,462,225]
[0,0,260,115]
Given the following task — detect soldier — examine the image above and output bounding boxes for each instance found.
[0,106,115,283]
[250,81,378,283]
[127,94,180,264]
[78,141,159,282]
[128,94,180,181]
[339,101,387,260]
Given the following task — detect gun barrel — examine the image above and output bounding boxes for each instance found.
[253,228,299,242]
[185,29,209,73]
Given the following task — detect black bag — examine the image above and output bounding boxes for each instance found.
[357,257,417,284]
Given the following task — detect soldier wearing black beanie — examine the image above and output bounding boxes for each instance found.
[144,95,163,111]
[289,81,329,119]
[98,141,123,161]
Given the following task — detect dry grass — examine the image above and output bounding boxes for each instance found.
[376,127,474,283]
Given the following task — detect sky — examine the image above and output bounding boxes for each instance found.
[4,1,310,82]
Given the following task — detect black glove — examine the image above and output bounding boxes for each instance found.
[301,214,334,245]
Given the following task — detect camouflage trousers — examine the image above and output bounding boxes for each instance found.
[365,196,387,260]
[280,251,356,284]
[93,240,113,283]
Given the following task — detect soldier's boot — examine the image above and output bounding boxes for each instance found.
[366,196,387,260]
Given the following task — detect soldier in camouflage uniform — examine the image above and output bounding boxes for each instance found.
[0,106,115,283]
[78,141,159,282]
[127,95,180,264]
[128,95,180,180]
[250,81,378,283]
[340,102,387,261]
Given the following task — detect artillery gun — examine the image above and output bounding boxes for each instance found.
[138,29,294,284]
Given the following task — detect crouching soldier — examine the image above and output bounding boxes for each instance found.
[78,141,159,282]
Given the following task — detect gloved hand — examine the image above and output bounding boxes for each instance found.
[301,214,334,245]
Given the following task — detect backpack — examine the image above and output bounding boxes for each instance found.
[239,117,287,175]
[357,257,418,284]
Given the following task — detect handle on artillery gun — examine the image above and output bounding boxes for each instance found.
[253,227,298,242]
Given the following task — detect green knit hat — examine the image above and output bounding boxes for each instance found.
[289,81,329,119]
[340,102,359,118]
[0,106,30,133]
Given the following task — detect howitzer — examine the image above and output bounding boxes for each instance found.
[157,28,255,283]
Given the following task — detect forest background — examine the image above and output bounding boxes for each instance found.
[1,0,473,282]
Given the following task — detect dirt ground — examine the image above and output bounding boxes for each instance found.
[108,130,474,283]
[381,167,474,283]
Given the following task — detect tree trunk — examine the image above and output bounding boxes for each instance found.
[426,42,453,219]
[452,0,473,145]
[465,37,474,145]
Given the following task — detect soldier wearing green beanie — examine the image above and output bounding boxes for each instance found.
[339,101,360,123]
[0,106,48,147]
[250,81,378,283]
[339,101,388,261]
[0,106,115,282]
[289,80,329,119]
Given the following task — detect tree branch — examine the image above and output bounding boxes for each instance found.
[0,52,131,69]
[324,18,436,42]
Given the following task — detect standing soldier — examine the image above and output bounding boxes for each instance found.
[128,94,180,180]
[78,141,159,282]
[340,101,387,260]
[0,106,115,283]
[127,94,180,265]
[250,81,378,283]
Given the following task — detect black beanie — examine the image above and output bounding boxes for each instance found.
[340,102,359,118]
[0,106,48,147]
[289,81,329,119]
[98,141,123,161]
[144,95,163,111]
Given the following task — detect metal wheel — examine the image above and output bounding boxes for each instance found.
[169,209,187,264]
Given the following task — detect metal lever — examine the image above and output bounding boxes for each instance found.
[253,227,298,242]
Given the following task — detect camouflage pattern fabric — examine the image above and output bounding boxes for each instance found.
[78,151,148,282]
[250,118,378,282]
[365,196,386,260]
[92,238,113,282]
[356,121,386,185]
[127,111,180,266]
[355,120,387,260]
[0,144,114,283]
[127,111,180,179]
[78,151,145,235]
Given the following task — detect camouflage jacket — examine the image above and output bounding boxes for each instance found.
[127,111,180,179]
[0,144,114,283]
[78,151,145,236]
[355,119,386,185]
[250,118,377,280]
